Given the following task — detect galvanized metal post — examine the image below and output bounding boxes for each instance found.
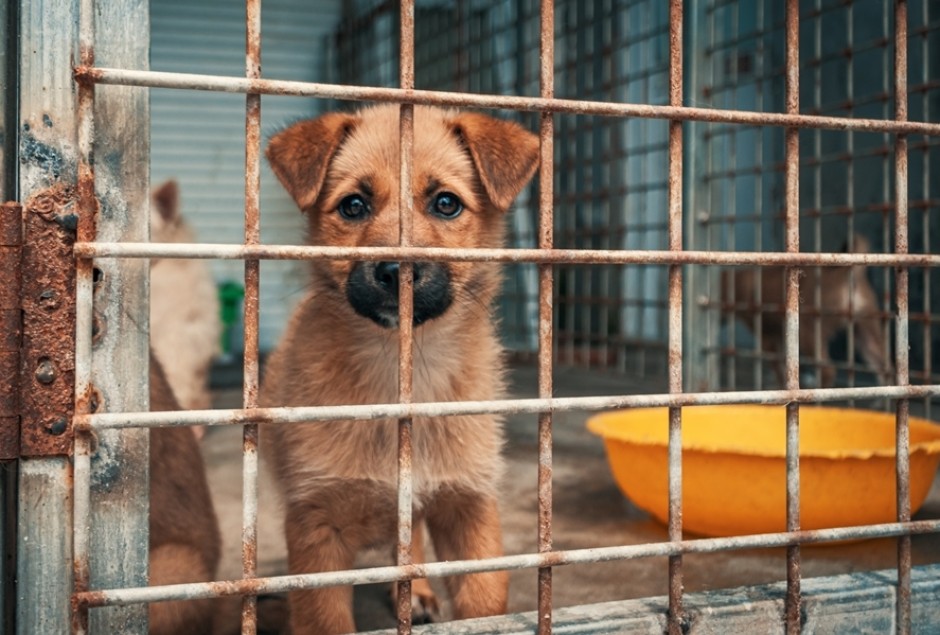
[16,0,150,633]
[76,0,151,631]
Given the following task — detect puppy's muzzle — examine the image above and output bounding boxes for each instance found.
[346,261,453,328]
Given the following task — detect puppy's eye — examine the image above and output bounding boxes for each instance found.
[431,192,463,219]
[337,194,370,220]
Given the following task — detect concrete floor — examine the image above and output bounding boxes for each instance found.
[202,362,940,633]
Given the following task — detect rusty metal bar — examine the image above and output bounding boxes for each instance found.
[72,518,940,609]
[0,202,22,461]
[72,0,96,630]
[241,0,261,632]
[396,1,416,632]
[783,1,801,633]
[72,67,940,136]
[537,1,554,632]
[666,1,684,633]
[893,2,911,633]
[72,242,940,268]
[76,382,940,432]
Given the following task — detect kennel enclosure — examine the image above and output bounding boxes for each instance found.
[2,0,940,633]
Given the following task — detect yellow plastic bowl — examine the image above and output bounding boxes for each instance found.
[587,405,940,537]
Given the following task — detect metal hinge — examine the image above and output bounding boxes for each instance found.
[1,186,78,459]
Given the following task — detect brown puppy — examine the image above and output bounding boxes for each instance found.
[148,354,222,634]
[722,233,893,387]
[261,105,538,634]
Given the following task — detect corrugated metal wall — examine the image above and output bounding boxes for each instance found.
[150,0,344,352]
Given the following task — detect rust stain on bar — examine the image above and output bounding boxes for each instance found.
[73,66,940,137]
[537,1,555,632]
[396,3,416,631]
[19,185,78,457]
[666,1,685,632]
[0,202,22,460]
[893,1,912,633]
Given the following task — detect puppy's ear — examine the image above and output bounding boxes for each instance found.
[151,179,179,222]
[451,113,540,210]
[266,113,357,211]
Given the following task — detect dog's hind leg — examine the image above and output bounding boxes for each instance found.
[426,491,508,619]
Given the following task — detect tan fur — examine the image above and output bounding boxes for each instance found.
[150,180,220,413]
[722,234,893,387]
[261,105,538,634]
[148,355,222,634]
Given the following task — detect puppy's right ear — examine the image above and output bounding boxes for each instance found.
[266,113,357,211]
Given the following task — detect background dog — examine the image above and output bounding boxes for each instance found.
[722,233,893,387]
[150,180,220,422]
[148,354,221,634]
[261,104,538,634]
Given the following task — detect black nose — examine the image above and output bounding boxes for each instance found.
[375,261,400,291]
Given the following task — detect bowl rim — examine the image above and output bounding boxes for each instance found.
[586,404,940,460]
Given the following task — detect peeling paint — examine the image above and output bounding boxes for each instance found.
[19,128,71,181]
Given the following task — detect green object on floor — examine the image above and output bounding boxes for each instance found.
[218,281,245,355]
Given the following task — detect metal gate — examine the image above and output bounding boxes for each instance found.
[3,0,940,633]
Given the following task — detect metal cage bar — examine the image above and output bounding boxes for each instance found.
[395,1,416,632]
[72,66,940,136]
[894,1,912,632]
[666,0,684,633]
[241,0,262,632]
[536,1,554,632]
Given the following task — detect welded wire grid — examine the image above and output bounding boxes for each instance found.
[705,1,940,418]
[67,1,940,635]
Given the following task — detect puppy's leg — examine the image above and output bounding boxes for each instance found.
[426,491,508,619]
[390,520,441,623]
[149,543,214,635]
[285,503,357,635]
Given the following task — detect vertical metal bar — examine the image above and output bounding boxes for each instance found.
[893,2,911,633]
[73,0,96,630]
[537,0,554,632]
[241,0,261,632]
[396,2,415,633]
[666,1,684,633]
[783,1,802,634]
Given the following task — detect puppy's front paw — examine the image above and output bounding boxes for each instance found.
[389,580,441,624]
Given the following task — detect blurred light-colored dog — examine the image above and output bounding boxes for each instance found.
[150,180,220,419]
[722,233,893,387]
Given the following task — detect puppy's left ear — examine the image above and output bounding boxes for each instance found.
[266,113,357,212]
[451,113,540,210]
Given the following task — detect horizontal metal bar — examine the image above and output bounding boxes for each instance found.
[73,519,940,609]
[74,242,940,268]
[76,384,940,431]
[73,67,940,136]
